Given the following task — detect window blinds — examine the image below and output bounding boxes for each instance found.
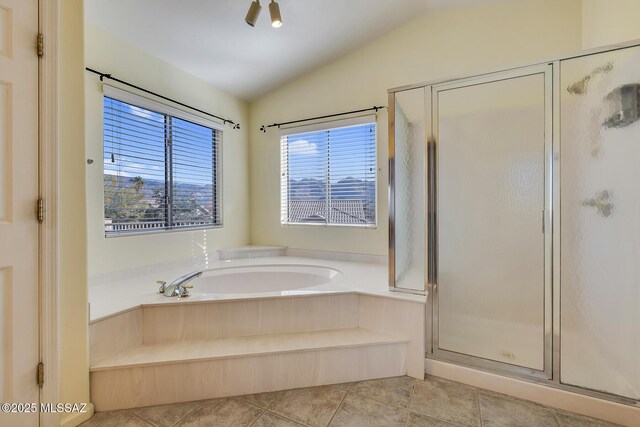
[103,93,222,235]
[280,119,377,227]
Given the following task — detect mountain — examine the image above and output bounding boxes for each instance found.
[330,177,375,202]
[104,175,215,210]
[288,178,326,200]
[288,177,374,201]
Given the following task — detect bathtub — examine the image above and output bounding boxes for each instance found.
[89,255,425,322]
[193,264,342,294]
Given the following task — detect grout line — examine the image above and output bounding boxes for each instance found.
[325,388,349,426]
[405,379,479,427]
[232,396,266,411]
[476,388,484,427]
[550,409,563,427]
[345,377,417,411]
[247,409,265,427]
[264,391,312,426]
[409,376,480,427]
[91,411,115,427]
[405,377,417,427]
[347,389,413,410]
[264,410,307,426]
[236,394,273,411]
[265,394,278,411]
[169,402,207,426]
[132,413,155,426]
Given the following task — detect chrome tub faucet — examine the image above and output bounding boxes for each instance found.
[157,271,203,297]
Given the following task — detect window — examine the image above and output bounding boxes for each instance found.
[280,118,377,227]
[103,88,222,236]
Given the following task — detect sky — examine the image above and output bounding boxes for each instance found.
[283,123,377,184]
[103,97,217,187]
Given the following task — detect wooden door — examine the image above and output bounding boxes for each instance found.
[0,0,40,425]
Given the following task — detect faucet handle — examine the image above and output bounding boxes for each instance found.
[156,280,167,294]
[182,284,193,289]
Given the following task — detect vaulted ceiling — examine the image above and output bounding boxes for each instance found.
[85,0,518,100]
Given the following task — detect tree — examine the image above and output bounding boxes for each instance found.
[104,175,148,222]
[131,176,145,193]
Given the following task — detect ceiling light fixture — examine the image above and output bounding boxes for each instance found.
[245,0,262,27]
[245,0,282,28]
[269,0,283,28]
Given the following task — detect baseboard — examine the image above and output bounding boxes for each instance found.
[425,359,640,427]
[59,402,94,427]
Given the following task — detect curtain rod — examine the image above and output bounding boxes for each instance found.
[85,67,240,129]
[259,105,387,132]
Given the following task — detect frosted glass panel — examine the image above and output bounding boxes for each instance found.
[437,73,546,370]
[394,88,426,292]
[560,46,640,399]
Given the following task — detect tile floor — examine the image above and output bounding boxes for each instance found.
[80,375,621,427]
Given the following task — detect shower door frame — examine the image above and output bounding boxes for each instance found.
[428,64,555,382]
[388,40,640,407]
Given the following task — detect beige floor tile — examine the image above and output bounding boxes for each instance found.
[269,386,347,427]
[238,390,284,409]
[85,377,622,427]
[79,410,115,426]
[349,376,415,407]
[478,392,557,427]
[331,382,353,391]
[407,412,461,427]
[96,410,154,427]
[410,376,480,427]
[329,393,408,426]
[135,401,200,426]
[177,398,263,426]
[554,410,622,427]
[253,411,305,426]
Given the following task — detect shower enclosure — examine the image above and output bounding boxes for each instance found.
[389,42,640,405]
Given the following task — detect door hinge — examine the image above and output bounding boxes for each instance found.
[36,33,44,58]
[37,198,45,223]
[37,362,44,388]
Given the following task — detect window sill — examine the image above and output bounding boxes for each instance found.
[104,224,223,238]
[280,222,378,230]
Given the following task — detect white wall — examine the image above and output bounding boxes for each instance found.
[249,0,583,256]
[582,0,640,49]
[85,26,250,276]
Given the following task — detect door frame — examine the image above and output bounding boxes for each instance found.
[38,0,59,425]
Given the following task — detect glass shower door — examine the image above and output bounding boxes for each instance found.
[433,65,552,373]
[392,87,427,293]
[560,46,640,400]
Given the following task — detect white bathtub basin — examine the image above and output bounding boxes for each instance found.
[193,264,342,294]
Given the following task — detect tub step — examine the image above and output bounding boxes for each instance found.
[91,328,406,371]
[90,328,408,411]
